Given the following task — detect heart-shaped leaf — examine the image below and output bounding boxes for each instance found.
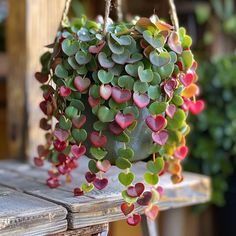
[81,183,94,192]
[90,147,108,160]
[146,115,166,132]
[71,128,87,143]
[59,115,72,130]
[98,70,114,84]
[137,191,152,206]
[98,52,115,68]
[125,62,144,77]
[108,34,125,54]
[55,64,68,78]
[120,202,134,216]
[118,76,134,90]
[111,34,132,46]
[144,172,159,185]
[65,106,78,118]
[72,115,86,129]
[90,131,107,148]
[115,132,130,143]
[112,49,129,65]
[166,104,176,118]
[145,205,159,220]
[118,172,135,186]
[54,128,69,142]
[115,112,135,129]
[133,81,148,93]
[88,159,99,173]
[112,87,131,104]
[188,100,205,115]
[93,177,108,190]
[116,157,132,169]
[174,146,189,160]
[143,30,165,49]
[99,84,112,100]
[85,171,96,183]
[62,39,79,56]
[74,76,91,92]
[150,51,171,67]
[181,84,199,98]
[181,50,193,70]
[179,73,194,87]
[75,50,92,65]
[152,130,169,145]
[59,86,71,97]
[127,214,141,226]
[138,67,153,83]
[122,190,138,204]
[74,187,84,196]
[93,121,107,132]
[108,121,124,136]
[133,92,150,108]
[96,160,111,172]
[149,101,168,115]
[168,32,183,54]
[97,106,116,123]
[148,85,161,100]
[71,144,86,159]
[146,158,164,174]
[118,148,134,160]
[127,183,145,197]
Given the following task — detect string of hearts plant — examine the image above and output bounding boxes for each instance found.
[34,0,204,226]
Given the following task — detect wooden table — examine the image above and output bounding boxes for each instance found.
[0,157,211,235]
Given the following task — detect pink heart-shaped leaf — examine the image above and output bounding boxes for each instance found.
[189,100,205,115]
[34,157,44,167]
[58,153,68,163]
[146,115,166,132]
[89,131,107,148]
[71,145,86,159]
[144,205,159,220]
[74,76,91,92]
[112,87,131,104]
[100,84,112,100]
[53,139,67,152]
[47,178,60,188]
[72,115,86,129]
[163,78,177,98]
[59,86,71,97]
[152,130,169,145]
[108,121,124,136]
[37,145,49,157]
[85,171,96,183]
[133,92,150,108]
[127,182,145,197]
[166,104,176,118]
[93,177,108,190]
[115,112,135,129]
[174,146,189,160]
[156,186,164,196]
[127,214,141,226]
[74,187,84,196]
[179,73,194,87]
[58,165,70,175]
[88,41,105,54]
[53,128,69,142]
[137,191,152,206]
[88,96,100,107]
[96,160,111,172]
[121,203,134,216]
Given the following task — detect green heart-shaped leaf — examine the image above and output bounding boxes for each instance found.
[59,115,72,130]
[89,84,100,98]
[138,67,153,82]
[144,172,159,185]
[55,64,68,78]
[172,95,184,106]
[156,62,174,78]
[98,52,115,68]
[146,158,164,174]
[98,70,114,84]
[148,85,161,100]
[75,51,92,65]
[149,101,167,115]
[90,147,107,160]
[65,106,78,118]
[93,121,107,131]
[118,172,135,186]
[88,159,99,173]
[181,50,193,70]
[143,30,165,49]
[150,72,161,85]
[115,132,130,143]
[71,128,87,143]
[118,75,134,90]
[150,51,171,67]
[167,109,186,129]
[133,81,148,93]
[122,190,138,204]
[116,157,131,169]
[97,106,116,122]
[112,49,129,65]
[125,62,144,77]
[118,148,134,160]
[108,34,125,54]
[123,106,139,119]
[70,99,85,111]
[68,56,80,70]
[111,34,132,46]
[81,183,94,192]
[62,39,79,56]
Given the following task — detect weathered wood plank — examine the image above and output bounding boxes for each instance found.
[6,0,67,160]
[49,223,109,236]
[0,159,211,229]
[0,186,67,235]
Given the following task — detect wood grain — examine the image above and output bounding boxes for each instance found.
[0,158,211,229]
[0,186,67,235]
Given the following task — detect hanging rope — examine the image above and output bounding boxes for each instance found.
[168,0,179,31]
[61,0,72,26]
[116,0,123,22]
[103,0,112,33]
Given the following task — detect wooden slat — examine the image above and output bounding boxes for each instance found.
[0,158,211,229]
[0,186,67,235]
[6,0,67,160]
[0,53,8,78]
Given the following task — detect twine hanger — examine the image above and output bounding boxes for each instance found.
[61,0,179,32]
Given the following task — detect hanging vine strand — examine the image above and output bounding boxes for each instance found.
[103,0,112,33]
[168,0,179,31]
[61,0,72,26]
[116,0,123,22]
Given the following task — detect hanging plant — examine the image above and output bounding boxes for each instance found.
[34,0,204,226]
